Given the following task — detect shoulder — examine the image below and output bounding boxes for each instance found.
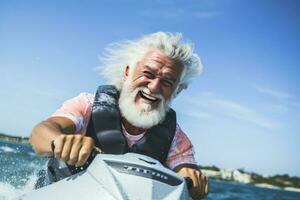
[174,124,193,147]
[52,92,95,120]
[58,92,95,113]
[75,92,95,105]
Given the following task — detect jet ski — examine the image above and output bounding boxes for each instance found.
[19,153,192,200]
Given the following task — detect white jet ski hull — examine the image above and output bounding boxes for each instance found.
[19,153,191,200]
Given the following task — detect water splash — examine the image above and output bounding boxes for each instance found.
[0,141,47,200]
[0,174,39,200]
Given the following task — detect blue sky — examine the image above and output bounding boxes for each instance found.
[1,0,299,177]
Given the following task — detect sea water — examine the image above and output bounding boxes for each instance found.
[1,140,300,200]
[0,141,46,200]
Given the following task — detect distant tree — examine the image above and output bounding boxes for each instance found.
[237,168,246,174]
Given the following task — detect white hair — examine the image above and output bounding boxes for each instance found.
[99,32,203,95]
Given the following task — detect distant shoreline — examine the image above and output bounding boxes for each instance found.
[0,133,29,144]
[254,183,300,192]
[202,169,300,193]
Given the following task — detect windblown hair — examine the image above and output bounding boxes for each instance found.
[99,32,203,95]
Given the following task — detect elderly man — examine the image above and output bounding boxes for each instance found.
[30,32,208,199]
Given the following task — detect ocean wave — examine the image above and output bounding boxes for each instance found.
[0,146,17,154]
[26,152,36,157]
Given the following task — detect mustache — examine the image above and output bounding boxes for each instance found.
[137,87,164,101]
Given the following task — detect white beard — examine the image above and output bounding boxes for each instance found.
[119,79,171,129]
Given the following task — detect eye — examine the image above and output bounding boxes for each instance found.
[162,79,174,88]
[143,71,155,79]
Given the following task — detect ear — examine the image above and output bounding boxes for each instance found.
[124,65,130,79]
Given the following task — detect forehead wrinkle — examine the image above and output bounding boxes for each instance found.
[152,56,175,67]
[140,49,183,80]
[144,57,178,73]
[143,64,177,82]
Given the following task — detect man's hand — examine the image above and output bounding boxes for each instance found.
[177,167,209,199]
[53,134,94,167]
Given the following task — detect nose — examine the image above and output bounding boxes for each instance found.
[147,78,160,94]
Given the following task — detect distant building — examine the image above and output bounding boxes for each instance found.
[232,170,252,184]
[203,168,252,184]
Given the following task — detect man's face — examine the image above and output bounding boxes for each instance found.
[118,49,183,129]
[127,49,183,110]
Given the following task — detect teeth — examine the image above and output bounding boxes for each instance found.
[141,91,158,101]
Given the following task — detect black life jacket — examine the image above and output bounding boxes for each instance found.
[44,85,176,184]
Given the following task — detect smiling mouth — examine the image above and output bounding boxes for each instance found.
[139,91,160,103]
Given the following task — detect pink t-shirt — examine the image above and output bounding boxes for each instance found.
[52,93,197,169]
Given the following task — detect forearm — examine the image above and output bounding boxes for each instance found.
[29,121,62,156]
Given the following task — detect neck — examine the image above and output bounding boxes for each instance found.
[122,118,145,135]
